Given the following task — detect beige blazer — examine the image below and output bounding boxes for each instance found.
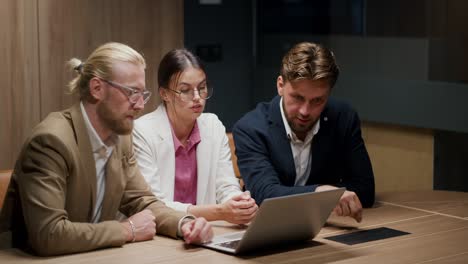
[0,104,185,256]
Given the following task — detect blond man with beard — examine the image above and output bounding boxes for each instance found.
[0,42,212,256]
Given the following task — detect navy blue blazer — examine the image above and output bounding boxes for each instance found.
[233,95,375,207]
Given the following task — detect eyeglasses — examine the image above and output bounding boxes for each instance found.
[103,79,152,104]
[166,86,213,102]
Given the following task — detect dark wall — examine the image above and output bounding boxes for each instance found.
[184,0,254,130]
[184,0,468,191]
[185,0,468,133]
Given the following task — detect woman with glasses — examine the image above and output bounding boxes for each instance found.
[133,49,258,225]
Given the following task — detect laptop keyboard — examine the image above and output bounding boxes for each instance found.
[216,240,240,249]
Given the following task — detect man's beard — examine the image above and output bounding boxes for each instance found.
[97,100,134,135]
[289,119,315,135]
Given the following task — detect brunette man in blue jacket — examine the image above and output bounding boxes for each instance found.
[233,42,375,222]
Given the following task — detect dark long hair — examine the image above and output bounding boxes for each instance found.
[158,49,205,90]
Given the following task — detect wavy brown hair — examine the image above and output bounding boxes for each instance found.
[280,42,339,88]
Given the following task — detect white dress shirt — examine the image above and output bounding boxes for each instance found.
[80,102,117,223]
[279,97,320,186]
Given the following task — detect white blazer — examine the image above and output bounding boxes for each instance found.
[133,104,242,213]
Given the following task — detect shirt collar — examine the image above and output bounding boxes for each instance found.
[279,97,320,144]
[169,120,201,153]
[80,102,118,156]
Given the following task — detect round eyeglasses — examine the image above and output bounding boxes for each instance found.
[166,86,213,102]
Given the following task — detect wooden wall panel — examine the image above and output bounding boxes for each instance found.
[0,0,183,169]
[362,122,434,193]
[0,0,40,170]
[118,0,184,113]
[38,0,184,118]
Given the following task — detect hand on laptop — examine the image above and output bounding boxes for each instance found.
[316,185,363,223]
[220,191,258,225]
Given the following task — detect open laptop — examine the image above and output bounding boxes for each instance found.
[201,188,345,254]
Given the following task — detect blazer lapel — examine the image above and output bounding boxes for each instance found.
[69,104,97,221]
[268,96,296,185]
[100,144,123,220]
[195,118,211,204]
[309,105,332,184]
[154,105,176,200]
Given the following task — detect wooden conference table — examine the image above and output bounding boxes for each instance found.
[0,190,467,263]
